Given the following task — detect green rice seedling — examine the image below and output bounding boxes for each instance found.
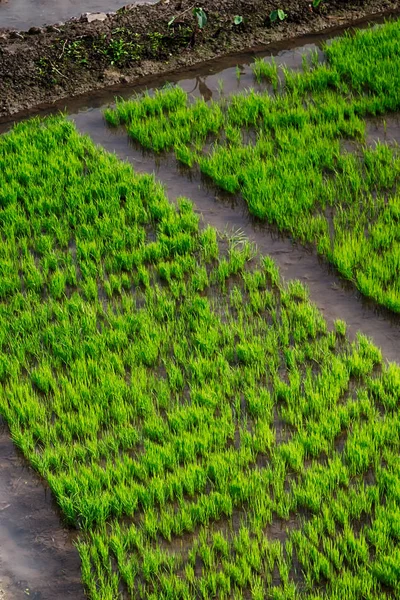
[334,319,347,337]
[252,58,279,90]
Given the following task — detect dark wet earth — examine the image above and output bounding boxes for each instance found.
[0,0,156,32]
[1,20,400,600]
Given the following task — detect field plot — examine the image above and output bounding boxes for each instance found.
[105,19,400,314]
[1,117,400,599]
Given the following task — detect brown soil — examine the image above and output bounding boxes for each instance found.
[0,0,399,119]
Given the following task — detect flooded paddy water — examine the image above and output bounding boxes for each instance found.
[1,15,400,598]
[0,419,83,600]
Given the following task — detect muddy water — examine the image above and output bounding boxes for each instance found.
[0,0,156,32]
[367,114,400,146]
[73,110,400,363]
[0,419,84,600]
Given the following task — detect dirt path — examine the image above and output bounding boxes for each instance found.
[1,0,399,119]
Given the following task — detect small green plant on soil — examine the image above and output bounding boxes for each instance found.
[168,6,207,29]
[1,115,400,600]
[101,36,142,66]
[193,7,207,29]
[234,15,243,25]
[269,8,288,22]
[147,31,164,54]
[63,40,88,65]
[35,57,63,85]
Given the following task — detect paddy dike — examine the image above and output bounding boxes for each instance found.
[0,0,400,119]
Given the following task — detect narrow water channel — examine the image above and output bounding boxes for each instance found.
[0,419,84,600]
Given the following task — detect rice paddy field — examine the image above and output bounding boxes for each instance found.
[1,16,400,600]
[105,18,400,314]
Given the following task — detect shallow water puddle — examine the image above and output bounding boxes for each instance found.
[367,114,400,146]
[0,0,156,32]
[0,419,84,600]
[175,42,324,100]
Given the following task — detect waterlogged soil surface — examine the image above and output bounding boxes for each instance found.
[0,418,84,600]
[0,0,399,118]
[0,0,156,32]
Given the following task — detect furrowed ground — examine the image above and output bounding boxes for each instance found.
[105,19,400,314]
[1,117,400,599]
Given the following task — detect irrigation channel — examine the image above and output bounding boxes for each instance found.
[0,418,84,600]
[1,16,400,599]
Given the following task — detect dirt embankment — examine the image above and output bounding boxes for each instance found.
[0,0,399,119]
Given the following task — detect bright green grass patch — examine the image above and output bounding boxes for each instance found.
[105,19,400,313]
[1,117,400,599]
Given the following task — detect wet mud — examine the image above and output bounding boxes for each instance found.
[0,419,84,600]
[366,114,400,146]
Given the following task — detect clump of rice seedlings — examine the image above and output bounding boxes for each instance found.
[334,319,347,337]
[104,85,188,126]
[251,57,279,90]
